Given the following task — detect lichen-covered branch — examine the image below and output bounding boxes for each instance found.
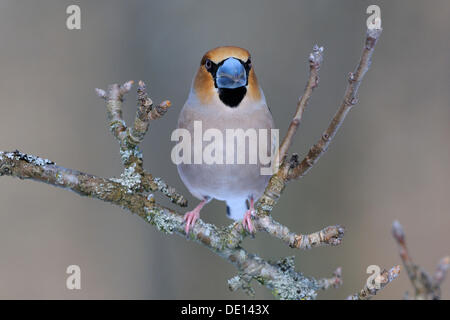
[224,217,344,252]
[0,150,329,300]
[133,80,171,144]
[347,265,400,300]
[253,215,344,249]
[392,220,449,299]
[0,74,344,299]
[96,81,186,206]
[0,22,396,299]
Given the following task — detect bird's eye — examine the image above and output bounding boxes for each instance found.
[205,59,212,70]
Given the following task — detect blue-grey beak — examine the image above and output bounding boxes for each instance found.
[216,58,247,89]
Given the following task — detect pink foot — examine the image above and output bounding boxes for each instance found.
[242,197,255,233]
[183,210,200,234]
[183,199,207,234]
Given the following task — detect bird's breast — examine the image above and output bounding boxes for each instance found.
[176,95,275,201]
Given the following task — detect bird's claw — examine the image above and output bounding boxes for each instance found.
[183,210,200,234]
[242,209,256,233]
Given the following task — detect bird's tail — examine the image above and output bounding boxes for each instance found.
[226,198,249,221]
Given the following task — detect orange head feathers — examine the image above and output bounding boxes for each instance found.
[193,46,261,107]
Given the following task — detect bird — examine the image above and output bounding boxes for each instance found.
[176,46,275,234]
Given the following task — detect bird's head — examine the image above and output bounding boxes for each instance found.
[192,46,262,108]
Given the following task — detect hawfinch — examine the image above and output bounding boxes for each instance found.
[176,46,275,234]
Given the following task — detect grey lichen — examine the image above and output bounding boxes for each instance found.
[151,176,188,207]
[144,207,178,234]
[109,119,126,134]
[147,193,155,202]
[1,150,54,166]
[120,146,142,165]
[228,274,255,297]
[267,256,318,300]
[227,256,318,300]
[95,182,115,195]
[110,163,141,193]
[55,172,65,185]
[152,177,169,193]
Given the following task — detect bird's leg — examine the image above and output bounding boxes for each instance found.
[242,197,256,233]
[183,199,207,234]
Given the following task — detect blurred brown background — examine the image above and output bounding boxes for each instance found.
[0,0,449,299]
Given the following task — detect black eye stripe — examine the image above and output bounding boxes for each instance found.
[234,57,251,71]
[204,59,219,79]
[243,59,251,73]
[205,58,251,72]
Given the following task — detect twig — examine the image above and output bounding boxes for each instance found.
[96,81,187,206]
[254,45,325,217]
[287,27,382,180]
[256,27,382,218]
[130,81,171,145]
[276,45,323,167]
[347,265,400,300]
[254,27,382,251]
[431,256,450,299]
[253,215,344,249]
[392,220,449,299]
[317,267,343,291]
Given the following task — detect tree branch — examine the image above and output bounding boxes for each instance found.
[254,215,344,249]
[0,77,340,299]
[0,149,331,300]
[347,265,401,300]
[286,28,382,180]
[276,45,323,167]
[0,22,395,299]
[95,81,187,206]
[392,220,449,299]
[253,27,382,252]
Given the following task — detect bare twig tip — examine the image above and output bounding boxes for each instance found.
[348,72,355,81]
[392,220,405,242]
[334,267,343,286]
[120,80,134,93]
[441,256,450,265]
[138,80,146,88]
[161,100,171,108]
[324,225,345,246]
[433,256,450,287]
[367,27,383,38]
[308,45,324,67]
[389,265,401,280]
[95,88,107,99]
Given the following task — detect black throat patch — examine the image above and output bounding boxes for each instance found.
[218,87,247,108]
